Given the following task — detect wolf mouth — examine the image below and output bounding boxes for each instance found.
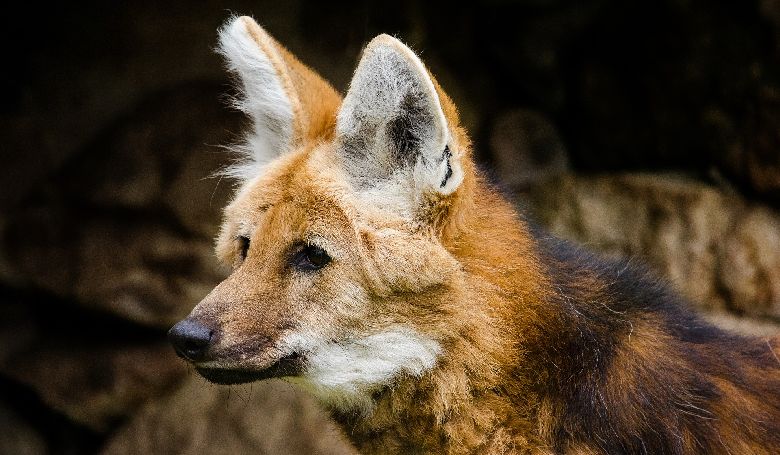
[196,352,304,385]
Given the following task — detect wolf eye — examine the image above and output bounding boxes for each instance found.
[291,244,331,271]
[237,236,250,261]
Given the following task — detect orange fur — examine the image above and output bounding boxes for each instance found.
[170,17,780,454]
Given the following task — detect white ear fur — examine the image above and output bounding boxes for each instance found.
[336,35,463,210]
[217,16,297,180]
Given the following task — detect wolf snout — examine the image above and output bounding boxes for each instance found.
[168,318,214,362]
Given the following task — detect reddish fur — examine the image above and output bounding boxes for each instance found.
[178,17,780,454]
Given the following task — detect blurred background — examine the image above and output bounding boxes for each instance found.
[1,1,779,453]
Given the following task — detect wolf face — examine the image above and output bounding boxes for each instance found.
[169,16,477,412]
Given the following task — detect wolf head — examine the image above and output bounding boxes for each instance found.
[169,16,483,412]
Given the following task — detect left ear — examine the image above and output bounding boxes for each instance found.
[336,35,464,212]
[217,16,341,180]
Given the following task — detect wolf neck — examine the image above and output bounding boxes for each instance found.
[326,182,553,453]
[326,323,540,454]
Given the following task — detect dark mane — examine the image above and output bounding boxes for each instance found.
[529,230,780,453]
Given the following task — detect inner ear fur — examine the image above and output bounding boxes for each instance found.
[336,34,465,197]
[218,16,341,178]
[250,22,342,143]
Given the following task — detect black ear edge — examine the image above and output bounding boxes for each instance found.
[440,146,453,189]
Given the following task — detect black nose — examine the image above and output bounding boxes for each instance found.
[168,319,214,362]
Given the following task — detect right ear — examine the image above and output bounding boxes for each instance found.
[217,16,341,180]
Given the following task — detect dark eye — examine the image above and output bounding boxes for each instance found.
[237,236,250,261]
[291,244,331,271]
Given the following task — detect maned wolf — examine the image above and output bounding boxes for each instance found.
[169,16,780,454]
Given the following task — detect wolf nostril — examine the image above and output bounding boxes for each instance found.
[167,319,214,362]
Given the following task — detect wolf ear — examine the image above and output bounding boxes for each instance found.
[218,16,340,180]
[336,35,464,211]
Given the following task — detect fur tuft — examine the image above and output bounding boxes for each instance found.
[281,327,442,413]
[216,16,296,181]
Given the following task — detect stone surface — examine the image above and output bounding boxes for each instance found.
[703,311,780,337]
[101,377,357,455]
[0,2,291,212]
[0,402,46,455]
[704,88,780,203]
[523,173,780,322]
[4,213,225,327]
[0,293,187,432]
[489,109,569,188]
[1,84,237,327]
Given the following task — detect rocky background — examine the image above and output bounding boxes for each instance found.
[1,1,779,453]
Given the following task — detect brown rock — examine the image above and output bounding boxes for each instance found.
[0,295,187,432]
[101,377,357,455]
[163,141,236,239]
[73,221,223,327]
[5,343,184,433]
[4,213,223,327]
[0,2,254,212]
[0,402,46,455]
[744,86,780,198]
[708,86,780,202]
[523,173,780,322]
[63,81,238,220]
[489,109,569,188]
[2,83,238,327]
[703,311,780,337]
[719,207,780,316]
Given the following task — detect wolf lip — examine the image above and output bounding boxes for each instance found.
[196,352,304,385]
